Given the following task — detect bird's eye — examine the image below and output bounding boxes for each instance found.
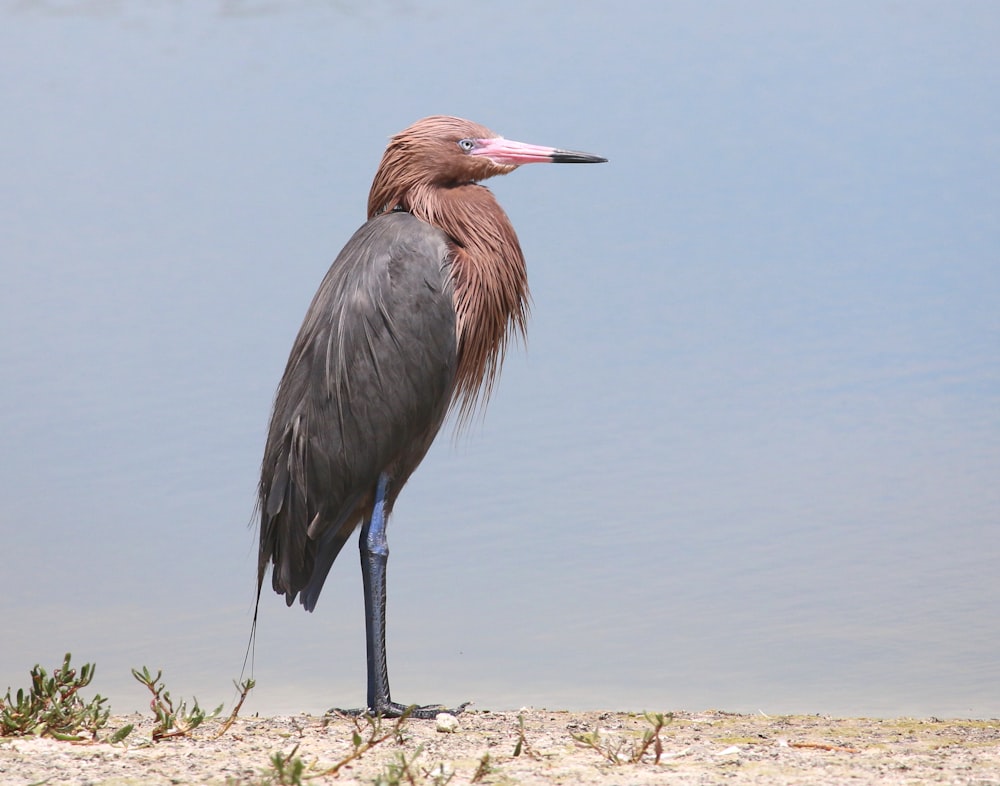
[458,139,475,152]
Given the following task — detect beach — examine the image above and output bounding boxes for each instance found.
[2,708,998,785]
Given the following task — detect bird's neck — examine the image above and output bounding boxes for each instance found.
[408,183,530,419]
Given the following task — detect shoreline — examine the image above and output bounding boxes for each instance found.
[2,708,998,784]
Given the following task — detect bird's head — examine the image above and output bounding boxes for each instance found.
[367,115,606,218]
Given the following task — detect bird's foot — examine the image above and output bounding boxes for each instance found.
[329,700,470,719]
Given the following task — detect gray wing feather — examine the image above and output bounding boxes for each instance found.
[258,212,457,610]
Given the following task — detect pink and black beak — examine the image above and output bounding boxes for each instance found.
[469,136,607,166]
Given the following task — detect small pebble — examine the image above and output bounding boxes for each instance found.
[435,713,459,733]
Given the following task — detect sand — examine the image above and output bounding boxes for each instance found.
[2,708,999,785]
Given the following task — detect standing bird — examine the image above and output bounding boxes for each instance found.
[257,116,606,717]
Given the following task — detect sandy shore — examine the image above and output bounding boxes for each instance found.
[2,709,998,785]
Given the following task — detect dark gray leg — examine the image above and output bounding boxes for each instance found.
[360,472,393,713]
[355,472,467,719]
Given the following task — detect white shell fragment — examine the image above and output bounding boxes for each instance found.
[435,713,460,733]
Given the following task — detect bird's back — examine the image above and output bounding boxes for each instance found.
[258,212,458,610]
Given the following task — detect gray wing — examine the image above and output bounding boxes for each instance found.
[258,212,457,610]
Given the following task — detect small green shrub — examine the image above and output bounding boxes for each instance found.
[0,653,125,741]
[131,665,222,741]
[571,711,673,765]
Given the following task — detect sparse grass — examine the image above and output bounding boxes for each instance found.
[0,653,131,742]
[422,759,456,786]
[469,752,493,783]
[511,712,537,758]
[267,744,307,785]
[571,711,673,765]
[213,677,256,739]
[1,654,256,746]
[372,744,425,786]
[131,665,223,741]
[312,709,411,778]
[228,743,307,786]
[230,711,413,785]
[5,656,691,783]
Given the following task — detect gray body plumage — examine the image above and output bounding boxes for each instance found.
[258,212,457,611]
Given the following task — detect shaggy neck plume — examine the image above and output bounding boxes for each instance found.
[367,126,530,420]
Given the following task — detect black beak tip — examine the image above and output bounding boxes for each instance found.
[551,150,609,164]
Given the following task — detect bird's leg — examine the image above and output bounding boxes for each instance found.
[360,472,394,714]
[351,472,467,720]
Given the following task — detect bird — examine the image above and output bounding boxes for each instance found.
[256,115,606,717]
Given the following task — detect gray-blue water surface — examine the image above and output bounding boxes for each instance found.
[2,1,998,719]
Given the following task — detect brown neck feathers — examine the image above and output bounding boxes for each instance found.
[371,179,529,420]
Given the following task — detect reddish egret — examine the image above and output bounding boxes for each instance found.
[257,116,606,717]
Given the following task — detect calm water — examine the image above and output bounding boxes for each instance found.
[2,1,998,719]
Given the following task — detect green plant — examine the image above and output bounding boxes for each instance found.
[469,752,493,783]
[267,744,307,785]
[512,712,536,758]
[313,709,411,778]
[372,744,425,786]
[233,710,412,785]
[0,653,128,742]
[571,711,673,765]
[229,743,307,786]
[212,677,256,739]
[424,760,455,786]
[131,666,222,741]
